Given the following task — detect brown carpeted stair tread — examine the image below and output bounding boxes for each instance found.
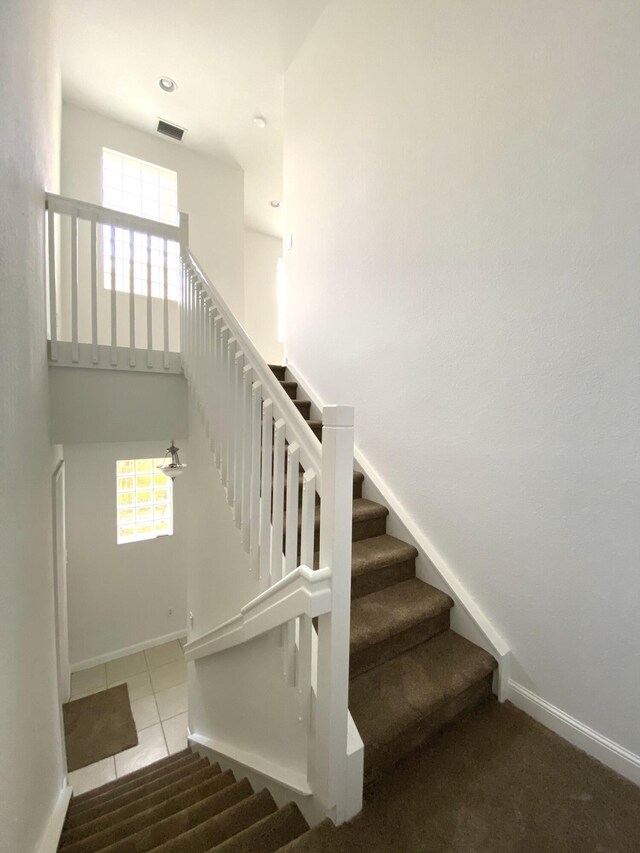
[211,801,309,852]
[292,399,311,417]
[84,777,252,853]
[67,754,201,818]
[60,764,221,844]
[277,818,337,852]
[296,498,388,541]
[64,759,213,828]
[69,751,194,809]
[349,578,453,677]
[149,789,277,853]
[305,419,323,439]
[349,534,418,598]
[349,630,496,780]
[279,381,298,399]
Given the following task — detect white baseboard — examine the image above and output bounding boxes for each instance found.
[285,360,511,696]
[35,784,72,853]
[70,628,187,672]
[508,680,640,786]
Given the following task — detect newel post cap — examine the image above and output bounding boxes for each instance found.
[321,405,354,428]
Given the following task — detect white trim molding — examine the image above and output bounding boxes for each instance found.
[508,680,640,786]
[284,361,512,699]
[185,566,332,661]
[70,629,187,672]
[35,784,72,853]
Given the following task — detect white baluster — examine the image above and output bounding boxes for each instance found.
[300,469,317,570]
[90,214,98,364]
[271,419,286,584]
[212,315,223,465]
[163,239,169,369]
[110,224,117,366]
[241,364,253,552]
[219,327,230,485]
[233,350,244,526]
[259,398,273,587]
[250,381,262,572]
[71,209,79,363]
[129,229,136,367]
[147,234,153,368]
[47,206,58,360]
[284,442,301,683]
[226,337,238,507]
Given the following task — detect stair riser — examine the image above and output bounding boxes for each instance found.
[352,515,387,542]
[88,779,251,853]
[67,755,201,818]
[363,674,494,785]
[150,790,277,853]
[293,401,311,418]
[350,610,450,679]
[60,766,218,844]
[63,772,237,853]
[64,760,210,828]
[213,803,309,853]
[68,750,193,809]
[269,365,286,381]
[351,557,415,599]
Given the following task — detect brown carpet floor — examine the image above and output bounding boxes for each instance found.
[63,683,138,771]
[305,700,640,853]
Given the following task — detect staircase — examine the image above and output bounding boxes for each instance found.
[269,364,497,787]
[58,749,312,852]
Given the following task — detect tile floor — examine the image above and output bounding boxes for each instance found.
[67,637,188,795]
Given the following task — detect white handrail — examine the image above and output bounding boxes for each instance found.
[45,193,181,241]
[184,566,332,660]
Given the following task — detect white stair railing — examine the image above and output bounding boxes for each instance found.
[181,253,358,823]
[45,193,188,371]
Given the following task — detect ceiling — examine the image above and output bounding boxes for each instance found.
[57,0,328,237]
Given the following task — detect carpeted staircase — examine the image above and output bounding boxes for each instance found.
[59,366,497,850]
[58,749,311,851]
[269,364,497,789]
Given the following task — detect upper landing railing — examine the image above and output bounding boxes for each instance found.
[45,193,188,372]
[44,193,360,824]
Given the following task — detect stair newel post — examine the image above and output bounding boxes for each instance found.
[314,404,355,822]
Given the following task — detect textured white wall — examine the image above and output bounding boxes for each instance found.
[60,103,245,325]
[64,441,188,666]
[284,0,640,755]
[0,0,64,850]
[244,229,284,364]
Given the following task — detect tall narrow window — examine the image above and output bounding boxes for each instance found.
[101,148,180,301]
[116,458,173,544]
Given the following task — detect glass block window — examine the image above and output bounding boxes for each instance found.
[116,458,173,544]
[101,148,180,301]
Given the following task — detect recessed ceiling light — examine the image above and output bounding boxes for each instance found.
[159,77,177,93]
[270,200,280,208]
[253,116,267,129]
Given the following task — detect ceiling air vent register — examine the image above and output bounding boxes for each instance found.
[157,119,185,142]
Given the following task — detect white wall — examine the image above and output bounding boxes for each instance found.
[244,229,284,364]
[0,0,64,850]
[60,103,245,344]
[49,367,188,445]
[65,441,188,667]
[284,0,640,758]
